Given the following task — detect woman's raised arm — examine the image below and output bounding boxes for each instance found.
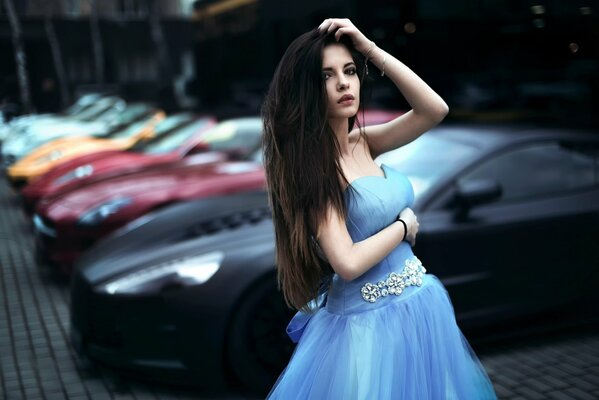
[320,18,449,158]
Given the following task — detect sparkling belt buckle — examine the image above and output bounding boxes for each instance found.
[360,257,427,303]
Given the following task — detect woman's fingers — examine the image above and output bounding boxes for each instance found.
[319,18,353,33]
[318,18,335,32]
[334,27,351,41]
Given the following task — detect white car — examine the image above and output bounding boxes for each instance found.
[2,96,126,167]
[5,93,103,132]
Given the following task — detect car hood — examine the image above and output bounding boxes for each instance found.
[43,160,265,213]
[12,137,120,168]
[3,121,108,158]
[75,192,271,283]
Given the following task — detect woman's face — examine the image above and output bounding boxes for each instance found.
[322,43,360,121]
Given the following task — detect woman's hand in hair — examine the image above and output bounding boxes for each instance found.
[318,18,372,55]
[399,207,419,247]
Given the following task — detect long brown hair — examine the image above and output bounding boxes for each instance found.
[262,29,368,311]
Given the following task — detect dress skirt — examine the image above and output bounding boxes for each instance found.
[267,274,497,400]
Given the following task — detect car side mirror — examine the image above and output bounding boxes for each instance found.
[454,179,502,219]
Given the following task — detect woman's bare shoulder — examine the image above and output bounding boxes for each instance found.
[348,128,373,157]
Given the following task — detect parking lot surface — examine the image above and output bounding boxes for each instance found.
[1,177,598,400]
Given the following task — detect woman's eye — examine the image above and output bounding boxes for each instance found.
[323,73,331,80]
[346,68,356,75]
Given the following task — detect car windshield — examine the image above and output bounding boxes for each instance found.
[64,101,95,116]
[376,134,478,198]
[142,119,211,154]
[112,105,152,125]
[75,99,121,122]
[200,119,262,153]
[106,119,152,140]
[101,106,155,139]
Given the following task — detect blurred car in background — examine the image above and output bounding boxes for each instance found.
[20,116,261,214]
[33,133,265,273]
[1,96,126,166]
[7,104,165,188]
[3,93,104,138]
[69,123,599,393]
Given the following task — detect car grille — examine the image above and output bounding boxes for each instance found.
[183,206,271,239]
[88,298,123,348]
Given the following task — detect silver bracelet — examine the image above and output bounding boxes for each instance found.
[380,54,387,77]
[364,41,376,75]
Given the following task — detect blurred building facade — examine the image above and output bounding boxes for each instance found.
[1,0,598,126]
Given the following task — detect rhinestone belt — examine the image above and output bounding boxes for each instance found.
[360,257,427,303]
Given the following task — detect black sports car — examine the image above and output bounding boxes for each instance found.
[70,123,599,393]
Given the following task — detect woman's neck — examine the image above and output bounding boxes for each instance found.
[329,117,350,155]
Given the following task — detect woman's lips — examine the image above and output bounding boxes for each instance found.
[338,94,355,105]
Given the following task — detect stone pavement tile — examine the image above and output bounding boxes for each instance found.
[522,377,553,393]
[45,392,68,400]
[64,383,88,397]
[41,379,65,394]
[21,376,39,388]
[534,375,570,391]
[492,382,516,398]
[555,361,584,376]
[567,376,598,392]
[89,394,113,400]
[83,380,112,397]
[24,386,44,398]
[565,387,598,400]
[540,364,573,380]
[492,373,521,389]
[499,364,529,380]
[4,377,21,391]
[514,386,547,400]
[5,389,25,400]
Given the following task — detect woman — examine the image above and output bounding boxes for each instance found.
[262,18,497,399]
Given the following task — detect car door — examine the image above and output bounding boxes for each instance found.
[416,139,599,329]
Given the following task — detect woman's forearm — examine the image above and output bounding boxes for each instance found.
[337,221,407,281]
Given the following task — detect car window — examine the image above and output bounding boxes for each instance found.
[201,119,263,152]
[153,114,194,135]
[458,141,598,203]
[108,119,151,140]
[376,134,478,199]
[143,120,210,154]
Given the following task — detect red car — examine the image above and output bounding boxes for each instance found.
[21,114,219,215]
[33,158,265,273]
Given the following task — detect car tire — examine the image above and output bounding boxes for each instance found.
[225,274,295,394]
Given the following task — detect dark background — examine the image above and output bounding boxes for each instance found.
[1,0,598,126]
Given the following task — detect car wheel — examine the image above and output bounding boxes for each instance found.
[226,274,295,394]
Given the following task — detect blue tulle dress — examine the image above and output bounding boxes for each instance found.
[267,164,497,399]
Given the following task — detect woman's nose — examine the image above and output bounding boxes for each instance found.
[337,77,349,90]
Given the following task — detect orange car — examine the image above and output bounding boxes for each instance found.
[7,105,165,186]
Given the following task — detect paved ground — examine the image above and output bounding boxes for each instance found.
[1,176,598,400]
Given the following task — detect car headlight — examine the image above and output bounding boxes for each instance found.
[98,251,224,295]
[55,164,94,185]
[77,197,133,227]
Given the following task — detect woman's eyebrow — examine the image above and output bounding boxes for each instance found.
[322,62,356,71]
